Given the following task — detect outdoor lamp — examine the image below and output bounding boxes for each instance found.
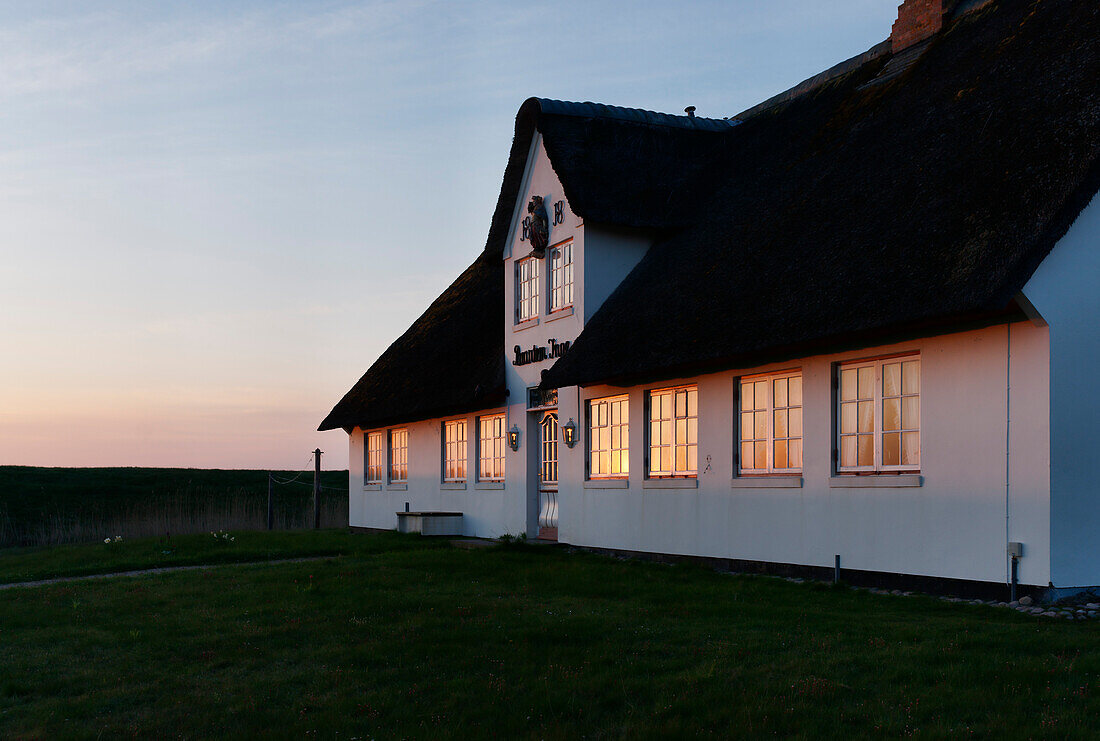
[562,418,578,448]
[508,425,521,451]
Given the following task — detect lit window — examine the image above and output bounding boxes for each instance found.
[588,395,629,478]
[478,414,506,482]
[364,430,384,484]
[648,386,697,477]
[549,241,573,312]
[516,257,540,322]
[739,372,802,474]
[389,428,408,483]
[442,420,466,483]
[837,356,920,472]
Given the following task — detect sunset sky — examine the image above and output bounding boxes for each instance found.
[1,0,898,471]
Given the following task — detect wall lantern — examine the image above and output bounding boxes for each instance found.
[508,425,521,451]
[562,418,578,448]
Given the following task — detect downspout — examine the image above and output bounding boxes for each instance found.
[1005,322,1013,596]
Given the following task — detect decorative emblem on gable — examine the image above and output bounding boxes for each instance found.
[525,195,550,255]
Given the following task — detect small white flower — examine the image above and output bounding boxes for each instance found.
[104,538,111,544]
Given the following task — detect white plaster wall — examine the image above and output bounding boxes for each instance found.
[557,323,1051,586]
[1022,193,1100,588]
[347,406,528,538]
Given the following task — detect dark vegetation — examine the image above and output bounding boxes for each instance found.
[0,466,348,547]
[2,531,1100,738]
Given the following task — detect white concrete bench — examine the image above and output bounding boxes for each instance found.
[395,511,464,536]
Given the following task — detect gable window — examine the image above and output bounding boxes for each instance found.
[442,420,467,483]
[588,395,629,478]
[549,240,573,312]
[516,257,540,322]
[365,430,384,484]
[739,371,802,474]
[389,428,408,483]
[478,414,506,482]
[648,386,697,477]
[837,356,920,472]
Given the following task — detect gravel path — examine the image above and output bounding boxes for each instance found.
[0,556,339,591]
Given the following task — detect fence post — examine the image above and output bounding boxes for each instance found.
[267,474,274,531]
[313,449,323,529]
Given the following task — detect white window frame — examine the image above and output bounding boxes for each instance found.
[647,385,698,478]
[441,419,467,483]
[477,414,506,482]
[588,395,629,479]
[388,428,408,483]
[836,354,921,474]
[738,370,802,475]
[364,430,384,484]
[549,239,574,313]
[516,256,540,323]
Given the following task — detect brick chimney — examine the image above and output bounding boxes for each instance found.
[891,0,944,53]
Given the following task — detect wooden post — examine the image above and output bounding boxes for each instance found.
[267,474,274,531]
[313,449,323,529]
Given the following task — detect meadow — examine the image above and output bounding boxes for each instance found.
[2,530,1100,738]
[0,466,349,547]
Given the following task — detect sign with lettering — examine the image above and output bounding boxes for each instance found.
[527,387,558,410]
[513,338,571,366]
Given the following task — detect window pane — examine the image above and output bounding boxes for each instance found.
[741,413,754,440]
[774,439,788,469]
[883,432,900,466]
[687,389,697,418]
[858,367,873,399]
[841,369,857,401]
[675,445,686,472]
[858,434,874,466]
[841,435,857,467]
[841,402,857,434]
[902,432,920,466]
[883,363,901,397]
[774,409,787,438]
[790,408,802,438]
[754,441,767,470]
[661,447,671,472]
[741,382,754,411]
[903,360,920,394]
[774,378,787,407]
[755,411,767,439]
[686,418,697,445]
[755,381,767,407]
[675,418,687,446]
[789,376,802,406]
[789,439,802,469]
[903,396,920,431]
[675,390,686,418]
[883,398,901,432]
[858,401,874,433]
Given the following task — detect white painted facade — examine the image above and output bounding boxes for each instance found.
[346,135,1099,591]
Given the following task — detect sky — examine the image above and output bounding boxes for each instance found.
[0,0,900,471]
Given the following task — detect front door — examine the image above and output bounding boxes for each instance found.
[538,411,559,541]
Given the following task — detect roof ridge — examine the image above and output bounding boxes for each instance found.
[533,98,739,132]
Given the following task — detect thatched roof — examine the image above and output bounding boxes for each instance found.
[543,0,1100,388]
[322,0,1099,430]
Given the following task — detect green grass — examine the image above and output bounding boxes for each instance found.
[2,531,1099,738]
[0,466,349,547]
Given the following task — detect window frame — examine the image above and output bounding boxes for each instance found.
[835,354,921,474]
[441,419,467,483]
[647,384,698,479]
[737,370,803,476]
[364,430,385,484]
[477,413,506,483]
[388,428,409,484]
[515,256,540,323]
[587,394,630,480]
[548,239,574,313]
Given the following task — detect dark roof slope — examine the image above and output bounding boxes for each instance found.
[544,0,1100,389]
[318,251,505,432]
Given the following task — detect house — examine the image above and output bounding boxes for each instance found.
[320,0,1100,598]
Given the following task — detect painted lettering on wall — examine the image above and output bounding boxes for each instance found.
[513,338,571,366]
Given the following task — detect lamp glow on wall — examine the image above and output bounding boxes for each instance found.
[562,418,578,448]
[508,425,521,451]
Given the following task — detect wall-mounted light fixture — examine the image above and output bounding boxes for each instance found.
[562,418,578,448]
[508,425,521,451]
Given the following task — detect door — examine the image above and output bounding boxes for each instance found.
[538,411,559,541]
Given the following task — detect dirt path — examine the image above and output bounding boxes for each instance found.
[0,555,339,591]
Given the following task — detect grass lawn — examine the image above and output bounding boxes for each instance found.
[2,531,1099,738]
